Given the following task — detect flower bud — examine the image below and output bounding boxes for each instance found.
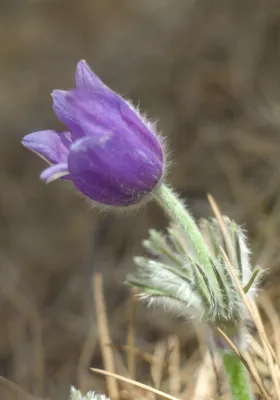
[22,60,164,207]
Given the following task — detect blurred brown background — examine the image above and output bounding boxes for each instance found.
[1,0,280,398]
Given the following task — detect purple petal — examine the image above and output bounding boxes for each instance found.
[52,90,84,138]
[68,133,163,206]
[117,100,163,162]
[62,89,163,161]
[40,163,69,183]
[75,60,107,91]
[22,130,72,164]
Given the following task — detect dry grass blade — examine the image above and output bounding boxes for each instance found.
[250,302,278,363]
[220,248,277,399]
[119,345,154,364]
[151,339,168,389]
[109,347,131,392]
[179,350,201,399]
[90,368,181,400]
[168,335,181,396]
[77,321,98,392]
[216,328,271,400]
[249,343,278,383]
[127,289,137,380]
[258,294,280,364]
[207,194,235,263]
[244,351,267,396]
[208,195,276,358]
[192,351,218,400]
[250,301,280,398]
[93,273,120,400]
[258,294,280,385]
[207,194,278,398]
[248,335,269,364]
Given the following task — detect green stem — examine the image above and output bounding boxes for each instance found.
[222,352,254,400]
[154,184,217,288]
[155,184,254,400]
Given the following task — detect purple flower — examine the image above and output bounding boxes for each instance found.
[22,60,164,207]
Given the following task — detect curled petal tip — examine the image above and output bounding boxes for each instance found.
[40,163,69,183]
[21,130,71,164]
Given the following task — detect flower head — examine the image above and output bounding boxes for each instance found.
[22,60,164,207]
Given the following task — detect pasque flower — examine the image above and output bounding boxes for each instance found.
[22,60,164,207]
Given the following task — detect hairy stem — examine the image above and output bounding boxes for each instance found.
[222,352,254,400]
[154,184,218,291]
